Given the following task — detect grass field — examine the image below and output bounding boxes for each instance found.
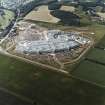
[89,24,105,42]
[75,7,105,42]
[0,89,32,105]
[96,35,105,48]
[0,9,15,30]
[0,54,105,105]
[0,4,105,105]
[87,48,105,64]
[72,60,105,87]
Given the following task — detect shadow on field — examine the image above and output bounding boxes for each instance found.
[50,10,80,26]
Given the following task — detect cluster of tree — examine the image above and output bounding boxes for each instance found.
[50,10,80,26]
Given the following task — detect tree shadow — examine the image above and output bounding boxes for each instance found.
[50,10,80,26]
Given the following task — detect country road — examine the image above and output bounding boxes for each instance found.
[0,6,94,76]
[0,37,94,76]
[64,39,94,65]
[0,47,69,75]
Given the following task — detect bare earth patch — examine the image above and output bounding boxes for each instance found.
[60,6,75,12]
[97,12,105,18]
[24,5,60,23]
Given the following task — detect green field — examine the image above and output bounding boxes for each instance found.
[72,60,105,87]
[75,5,105,42]
[0,54,105,105]
[0,3,105,105]
[96,35,105,48]
[87,48,105,64]
[0,9,15,30]
[0,89,32,105]
[89,24,105,42]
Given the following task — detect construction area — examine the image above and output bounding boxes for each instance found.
[2,21,92,69]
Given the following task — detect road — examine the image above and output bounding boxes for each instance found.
[0,47,69,75]
[0,7,94,76]
[0,31,94,76]
[64,39,94,65]
[0,38,94,76]
[0,8,70,75]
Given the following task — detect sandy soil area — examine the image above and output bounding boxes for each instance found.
[24,5,60,23]
[60,6,75,12]
[97,12,105,18]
